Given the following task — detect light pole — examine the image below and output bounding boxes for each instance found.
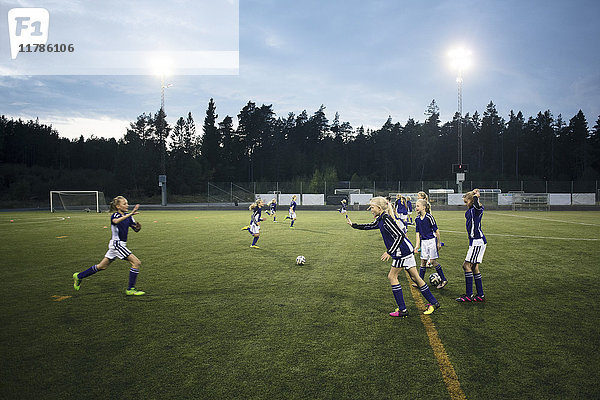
[158,74,172,206]
[448,47,472,194]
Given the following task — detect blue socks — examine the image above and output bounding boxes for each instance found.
[435,264,447,281]
[128,267,139,289]
[419,267,426,280]
[419,284,437,305]
[78,265,99,279]
[464,271,474,296]
[474,273,484,295]
[251,236,259,246]
[291,220,295,227]
[391,284,407,311]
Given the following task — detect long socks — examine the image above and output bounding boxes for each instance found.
[391,284,407,311]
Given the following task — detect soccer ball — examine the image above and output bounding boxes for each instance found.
[429,272,442,286]
[296,255,306,265]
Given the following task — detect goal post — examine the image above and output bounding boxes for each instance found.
[50,191,108,213]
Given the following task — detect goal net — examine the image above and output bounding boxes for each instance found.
[50,191,109,213]
[511,192,550,211]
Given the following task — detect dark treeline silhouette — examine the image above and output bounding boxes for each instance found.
[1,98,600,203]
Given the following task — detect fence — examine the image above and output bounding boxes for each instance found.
[202,180,600,205]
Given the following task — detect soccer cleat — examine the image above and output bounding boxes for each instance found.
[423,302,440,315]
[455,294,474,302]
[73,272,81,291]
[437,280,448,289]
[473,294,485,302]
[389,308,409,318]
[241,226,249,231]
[250,245,260,249]
[125,288,145,296]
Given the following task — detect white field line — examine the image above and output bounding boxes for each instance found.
[492,212,600,227]
[441,229,600,241]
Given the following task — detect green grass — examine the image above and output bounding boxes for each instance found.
[1,210,599,399]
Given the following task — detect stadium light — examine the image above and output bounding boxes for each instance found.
[448,46,472,194]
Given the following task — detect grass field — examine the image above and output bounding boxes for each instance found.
[1,209,599,399]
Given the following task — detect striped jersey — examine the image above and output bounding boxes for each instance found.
[110,212,137,242]
[351,213,414,258]
[466,197,487,245]
[270,202,277,212]
[415,213,438,240]
[251,206,263,225]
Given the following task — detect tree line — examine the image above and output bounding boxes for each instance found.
[1,98,599,203]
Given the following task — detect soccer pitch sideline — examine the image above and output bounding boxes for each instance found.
[1,210,599,399]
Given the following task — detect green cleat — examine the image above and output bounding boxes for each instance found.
[73,272,81,291]
[250,245,260,249]
[125,288,146,296]
[241,226,249,231]
[423,302,440,315]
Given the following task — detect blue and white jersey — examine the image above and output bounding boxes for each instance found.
[270,202,277,212]
[395,200,408,216]
[465,198,487,245]
[290,201,297,212]
[110,212,136,242]
[406,200,413,213]
[340,201,347,212]
[250,206,263,226]
[351,213,414,259]
[415,213,438,240]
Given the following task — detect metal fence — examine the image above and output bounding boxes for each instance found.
[201,180,600,204]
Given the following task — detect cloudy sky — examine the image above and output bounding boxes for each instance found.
[1,0,599,140]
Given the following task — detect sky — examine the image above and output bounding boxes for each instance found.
[1,0,599,140]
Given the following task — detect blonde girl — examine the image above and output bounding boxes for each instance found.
[267,198,278,222]
[242,199,265,248]
[394,194,409,226]
[285,195,298,228]
[456,189,486,302]
[413,199,448,289]
[72,196,145,296]
[346,196,440,317]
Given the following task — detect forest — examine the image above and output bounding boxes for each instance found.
[1,98,599,205]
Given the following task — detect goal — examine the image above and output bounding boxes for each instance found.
[511,192,550,211]
[50,191,109,213]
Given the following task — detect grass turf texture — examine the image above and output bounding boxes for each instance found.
[1,210,599,399]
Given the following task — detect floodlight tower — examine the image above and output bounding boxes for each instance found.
[448,47,472,194]
[157,72,172,206]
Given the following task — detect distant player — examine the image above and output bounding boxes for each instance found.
[266,198,277,222]
[337,199,348,214]
[456,188,486,302]
[406,196,413,224]
[285,195,298,228]
[347,196,440,317]
[395,194,409,226]
[242,199,265,248]
[72,196,145,296]
[414,199,448,289]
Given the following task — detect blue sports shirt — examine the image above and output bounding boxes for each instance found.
[290,201,297,212]
[466,197,487,245]
[415,213,438,240]
[110,212,136,242]
[352,213,414,258]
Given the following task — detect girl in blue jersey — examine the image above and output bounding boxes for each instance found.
[72,196,145,296]
[456,189,486,302]
[406,196,413,225]
[347,196,440,317]
[337,199,348,214]
[243,199,265,248]
[414,199,448,289]
[285,195,297,228]
[395,194,409,227]
[266,198,277,222]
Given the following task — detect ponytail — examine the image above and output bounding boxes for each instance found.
[109,196,125,213]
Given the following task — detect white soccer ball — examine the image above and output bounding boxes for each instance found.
[429,272,442,286]
[296,255,306,265]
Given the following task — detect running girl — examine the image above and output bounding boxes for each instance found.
[72,196,145,296]
[337,199,348,214]
[456,188,486,302]
[242,199,265,248]
[266,198,277,222]
[414,199,448,289]
[347,196,440,317]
